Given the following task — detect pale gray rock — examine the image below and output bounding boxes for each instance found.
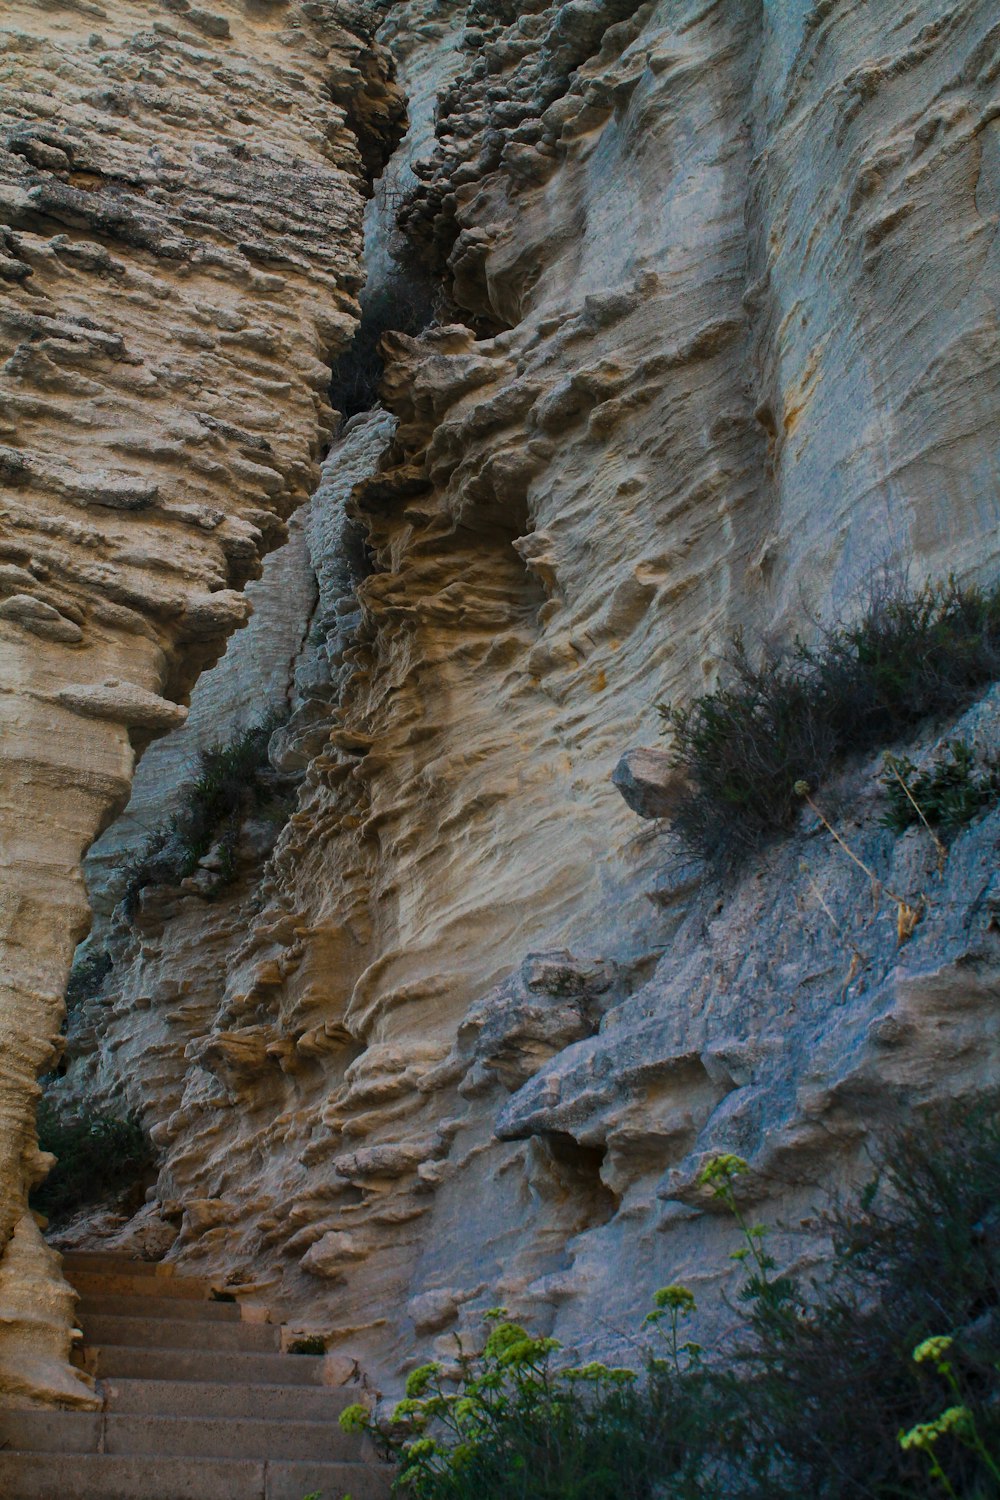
[453,951,620,1094]
[57,682,189,732]
[612,747,686,820]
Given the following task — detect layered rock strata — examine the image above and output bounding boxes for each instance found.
[55,0,1000,1395]
[0,0,402,1407]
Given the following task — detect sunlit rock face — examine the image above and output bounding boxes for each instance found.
[52,0,1000,1394]
[0,0,402,1408]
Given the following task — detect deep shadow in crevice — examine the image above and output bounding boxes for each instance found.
[536,1131,620,1229]
[329,262,438,419]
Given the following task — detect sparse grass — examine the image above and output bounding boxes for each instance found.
[31,1099,154,1221]
[659,576,1000,867]
[119,712,292,918]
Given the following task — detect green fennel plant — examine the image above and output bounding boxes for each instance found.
[337,1115,1000,1500]
[340,1302,718,1500]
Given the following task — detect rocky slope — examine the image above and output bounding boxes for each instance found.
[23,0,1000,1401]
[0,0,402,1409]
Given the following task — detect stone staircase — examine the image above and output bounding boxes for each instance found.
[0,1252,390,1500]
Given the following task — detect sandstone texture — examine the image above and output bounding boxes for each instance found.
[0,0,402,1407]
[26,0,1000,1406]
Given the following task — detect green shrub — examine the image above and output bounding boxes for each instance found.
[346,1111,1000,1499]
[660,576,1000,867]
[342,1306,720,1500]
[289,1335,326,1356]
[736,1107,1000,1499]
[881,739,1000,836]
[120,713,291,917]
[64,946,113,1012]
[31,1099,154,1221]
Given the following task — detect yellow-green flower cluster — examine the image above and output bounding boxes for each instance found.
[697,1153,749,1190]
[562,1361,638,1384]
[652,1284,697,1313]
[913,1335,954,1368]
[405,1362,442,1399]
[390,1398,429,1426]
[900,1405,973,1451]
[338,1402,370,1435]
[482,1319,561,1368]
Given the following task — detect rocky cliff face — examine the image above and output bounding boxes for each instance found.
[0,0,402,1408]
[13,0,1000,1403]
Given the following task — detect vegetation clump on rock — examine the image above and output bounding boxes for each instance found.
[31,1100,154,1223]
[881,738,1000,838]
[118,713,293,917]
[63,947,114,1013]
[659,576,1000,867]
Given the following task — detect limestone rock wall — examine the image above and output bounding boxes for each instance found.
[51,0,1000,1396]
[82,505,316,918]
[0,0,402,1408]
[83,0,466,912]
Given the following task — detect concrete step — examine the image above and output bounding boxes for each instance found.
[0,1452,390,1500]
[0,1408,366,1462]
[103,1377,358,1421]
[116,1414,364,1463]
[61,1253,170,1278]
[84,1344,328,1385]
[82,1313,281,1353]
[69,1271,215,1302]
[77,1293,243,1323]
[105,1414,365,1463]
[267,1459,392,1500]
[19,1254,391,1497]
[0,1410,100,1453]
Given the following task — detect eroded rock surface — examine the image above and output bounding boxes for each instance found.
[39,0,1000,1399]
[0,0,401,1407]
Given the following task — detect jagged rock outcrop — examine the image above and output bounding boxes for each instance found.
[0,0,402,1408]
[36,0,1000,1402]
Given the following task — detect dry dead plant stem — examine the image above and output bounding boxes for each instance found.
[800,864,867,995]
[795,784,924,945]
[883,757,949,874]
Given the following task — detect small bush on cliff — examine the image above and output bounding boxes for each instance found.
[727,1110,1000,1498]
[347,1109,1000,1499]
[31,1099,154,1221]
[660,576,1000,866]
[881,738,1000,837]
[119,712,291,917]
[64,946,113,1012]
